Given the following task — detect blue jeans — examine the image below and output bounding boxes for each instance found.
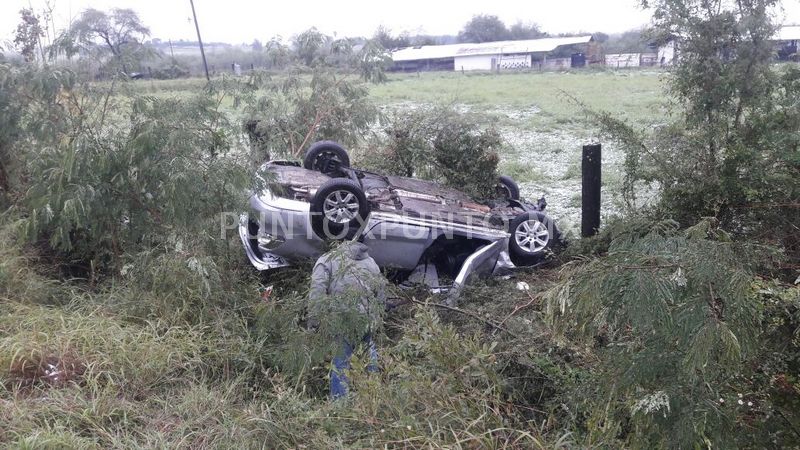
[330,335,379,399]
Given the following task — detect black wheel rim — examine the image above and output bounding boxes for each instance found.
[313,151,341,173]
[496,183,512,199]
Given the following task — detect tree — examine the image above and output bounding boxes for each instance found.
[410,35,438,46]
[0,63,75,207]
[373,26,410,50]
[242,70,378,162]
[458,15,510,43]
[358,40,392,83]
[293,27,328,67]
[365,106,502,198]
[58,8,152,74]
[22,89,248,273]
[508,21,546,40]
[591,31,609,44]
[13,8,44,63]
[265,36,290,69]
[251,39,263,52]
[593,0,796,243]
[601,29,649,53]
[631,0,796,244]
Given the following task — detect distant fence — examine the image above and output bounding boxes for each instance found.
[604,53,641,68]
[604,52,661,68]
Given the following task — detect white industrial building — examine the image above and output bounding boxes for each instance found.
[390,36,594,72]
[657,40,677,66]
[776,25,800,42]
[653,25,800,66]
[775,25,800,60]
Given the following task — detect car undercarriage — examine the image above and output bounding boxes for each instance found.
[240,141,562,295]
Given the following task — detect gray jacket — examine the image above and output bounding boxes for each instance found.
[307,241,387,332]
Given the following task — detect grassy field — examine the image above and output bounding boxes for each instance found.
[372,70,667,126]
[129,69,668,126]
[373,70,669,235]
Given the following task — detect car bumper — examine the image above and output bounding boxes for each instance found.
[238,214,291,271]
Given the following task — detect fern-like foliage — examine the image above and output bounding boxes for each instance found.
[546,219,760,448]
[20,90,249,275]
[0,63,77,207]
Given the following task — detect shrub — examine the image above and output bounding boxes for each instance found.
[364,106,503,199]
[545,218,799,447]
[20,90,249,276]
[0,63,77,207]
[150,57,190,79]
[242,69,379,163]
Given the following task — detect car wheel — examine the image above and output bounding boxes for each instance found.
[303,141,350,176]
[310,178,369,240]
[508,211,559,265]
[496,175,520,200]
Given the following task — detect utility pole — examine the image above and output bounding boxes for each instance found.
[189,0,210,81]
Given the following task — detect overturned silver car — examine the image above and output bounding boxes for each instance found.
[240,141,562,293]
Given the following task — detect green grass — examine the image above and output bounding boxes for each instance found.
[370,70,668,128]
[117,69,668,129]
[498,159,547,183]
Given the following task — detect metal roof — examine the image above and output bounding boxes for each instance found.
[391,36,593,62]
[776,25,800,41]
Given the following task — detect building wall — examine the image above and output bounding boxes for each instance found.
[390,58,455,72]
[540,57,572,70]
[454,54,497,71]
[640,53,659,67]
[604,53,641,68]
[454,54,533,71]
[657,40,676,66]
[499,54,532,69]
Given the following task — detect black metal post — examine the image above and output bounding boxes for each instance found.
[189,0,210,81]
[581,143,601,237]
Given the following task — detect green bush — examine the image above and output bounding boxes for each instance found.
[20,90,249,276]
[242,69,379,163]
[363,106,503,199]
[0,63,77,207]
[150,57,190,80]
[546,218,798,447]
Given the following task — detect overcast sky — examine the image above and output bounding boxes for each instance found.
[2,0,800,46]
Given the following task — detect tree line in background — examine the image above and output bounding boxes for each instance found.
[5,7,393,82]
[6,7,658,80]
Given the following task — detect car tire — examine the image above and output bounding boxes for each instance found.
[303,141,350,175]
[497,175,521,200]
[508,211,559,266]
[310,178,370,240]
